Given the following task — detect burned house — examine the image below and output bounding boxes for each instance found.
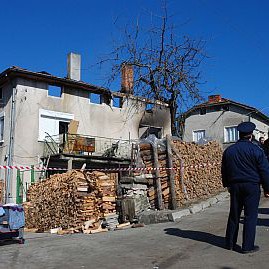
[0,53,171,203]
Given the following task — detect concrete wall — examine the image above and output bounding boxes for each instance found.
[13,78,170,140]
[1,77,171,202]
[183,104,269,150]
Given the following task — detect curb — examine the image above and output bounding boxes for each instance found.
[138,191,229,225]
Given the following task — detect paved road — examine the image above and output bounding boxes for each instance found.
[1,197,269,269]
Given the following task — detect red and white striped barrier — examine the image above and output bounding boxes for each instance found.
[0,162,221,172]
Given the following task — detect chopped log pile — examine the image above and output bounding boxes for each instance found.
[24,138,223,232]
[24,170,117,232]
[173,140,223,204]
[0,180,4,203]
[138,139,223,209]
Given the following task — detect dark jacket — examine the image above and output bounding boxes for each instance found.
[221,138,269,191]
[263,139,269,158]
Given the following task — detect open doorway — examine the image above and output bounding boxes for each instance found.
[59,121,69,152]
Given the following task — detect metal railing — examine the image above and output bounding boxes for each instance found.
[43,133,138,159]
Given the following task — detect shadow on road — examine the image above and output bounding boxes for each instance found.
[237,208,269,226]
[258,208,269,215]
[164,228,226,249]
[257,218,269,226]
[0,239,21,246]
[257,208,269,226]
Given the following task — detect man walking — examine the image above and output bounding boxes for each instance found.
[221,122,269,254]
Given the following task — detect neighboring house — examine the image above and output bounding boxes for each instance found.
[0,53,171,202]
[181,95,269,149]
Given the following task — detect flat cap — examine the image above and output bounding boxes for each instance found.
[237,122,256,133]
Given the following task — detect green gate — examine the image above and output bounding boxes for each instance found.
[16,165,35,204]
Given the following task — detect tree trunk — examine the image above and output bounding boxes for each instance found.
[169,95,178,136]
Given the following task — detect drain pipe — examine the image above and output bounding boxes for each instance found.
[6,84,17,203]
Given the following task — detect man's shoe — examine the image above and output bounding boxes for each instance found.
[242,245,260,254]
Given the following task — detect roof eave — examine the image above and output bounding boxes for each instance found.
[0,67,110,94]
[182,100,269,123]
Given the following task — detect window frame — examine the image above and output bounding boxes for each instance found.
[224,125,239,143]
[38,109,74,141]
[192,129,205,142]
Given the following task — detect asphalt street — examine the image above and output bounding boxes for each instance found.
[1,196,269,269]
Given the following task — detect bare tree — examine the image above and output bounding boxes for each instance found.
[98,3,207,135]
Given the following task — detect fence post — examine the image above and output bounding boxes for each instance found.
[166,135,177,209]
[16,169,22,204]
[31,165,35,183]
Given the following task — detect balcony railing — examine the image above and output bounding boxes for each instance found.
[43,133,137,159]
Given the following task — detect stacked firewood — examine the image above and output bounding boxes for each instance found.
[139,140,223,209]
[87,171,117,216]
[24,170,117,232]
[173,140,223,205]
[139,143,171,209]
[0,180,4,203]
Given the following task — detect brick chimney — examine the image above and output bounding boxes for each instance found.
[208,95,222,103]
[121,63,134,94]
[67,52,81,81]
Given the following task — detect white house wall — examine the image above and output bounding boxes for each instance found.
[183,106,269,149]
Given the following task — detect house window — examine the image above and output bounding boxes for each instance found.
[48,85,62,97]
[0,111,4,142]
[0,88,3,100]
[89,93,102,104]
[213,106,221,111]
[200,108,206,115]
[59,121,69,135]
[146,103,154,111]
[0,116,4,142]
[113,96,122,108]
[193,130,205,142]
[39,109,74,141]
[222,105,229,111]
[224,126,239,142]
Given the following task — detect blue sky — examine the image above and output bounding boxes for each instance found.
[1,0,269,113]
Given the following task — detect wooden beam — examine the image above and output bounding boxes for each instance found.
[152,144,164,210]
[166,135,177,209]
[68,158,73,170]
[169,138,189,200]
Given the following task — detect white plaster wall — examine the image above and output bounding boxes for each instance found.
[183,105,269,149]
